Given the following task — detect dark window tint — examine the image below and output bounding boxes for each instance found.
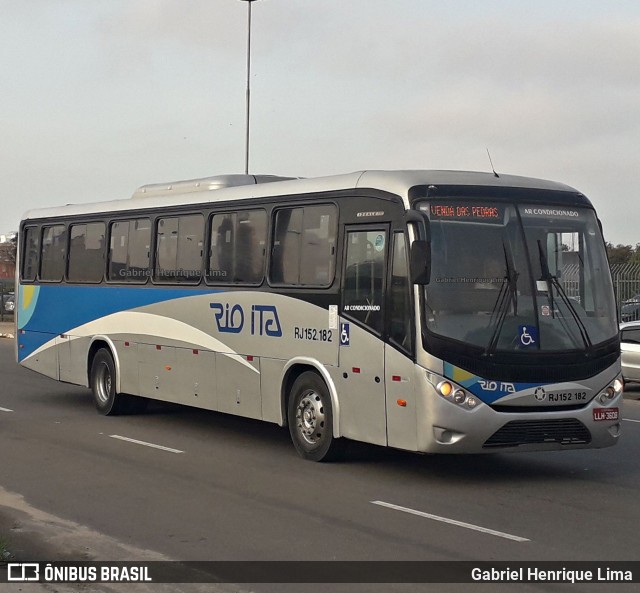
[389,232,412,351]
[343,229,387,333]
[271,208,302,284]
[271,204,337,286]
[208,209,267,284]
[108,219,151,282]
[155,215,204,283]
[621,328,640,344]
[40,225,67,281]
[68,223,106,282]
[22,227,40,281]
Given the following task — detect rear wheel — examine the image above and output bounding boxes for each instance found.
[287,371,341,462]
[90,348,147,415]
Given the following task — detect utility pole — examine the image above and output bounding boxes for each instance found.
[239,0,258,175]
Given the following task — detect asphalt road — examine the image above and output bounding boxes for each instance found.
[1,338,640,593]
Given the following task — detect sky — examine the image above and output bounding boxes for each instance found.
[1,0,639,245]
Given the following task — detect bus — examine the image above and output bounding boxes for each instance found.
[15,170,622,461]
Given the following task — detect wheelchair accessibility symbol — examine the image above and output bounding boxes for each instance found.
[518,325,538,348]
[340,323,350,346]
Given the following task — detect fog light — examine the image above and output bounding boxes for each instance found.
[453,389,466,404]
[466,397,478,408]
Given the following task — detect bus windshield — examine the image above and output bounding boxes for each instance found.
[419,200,618,353]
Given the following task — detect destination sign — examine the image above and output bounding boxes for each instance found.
[427,203,504,223]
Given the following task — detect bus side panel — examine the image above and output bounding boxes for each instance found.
[260,357,286,425]
[216,353,261,419]
[174,347,217,409]
[138,343,175,402]
[20,335,59,381]
[384,345,418,451]
[113,340,140,396]
[57,335,72,383]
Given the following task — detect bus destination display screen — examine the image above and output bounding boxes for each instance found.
[426,203,505,224]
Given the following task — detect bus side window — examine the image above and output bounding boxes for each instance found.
[67,222,106,283]
[21,226,40,282]
[389,232,412,352]
[209,209,267,284]
[342,229,386,334]
[270,205,337,287]
[109,219,151,283]
[40,224,67,282]
[155,215,203,283]
[235,210,267,283]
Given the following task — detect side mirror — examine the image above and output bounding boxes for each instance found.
[410,240,431,285]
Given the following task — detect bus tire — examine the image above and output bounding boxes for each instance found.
[90,348,127,415]
[287,371,341,462]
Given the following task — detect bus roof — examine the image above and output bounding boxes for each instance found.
[21,170,583,222]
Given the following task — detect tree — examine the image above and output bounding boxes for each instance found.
[606,243,634,265]
[7,235,16,265]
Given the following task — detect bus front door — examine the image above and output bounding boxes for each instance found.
[337,226,388,446]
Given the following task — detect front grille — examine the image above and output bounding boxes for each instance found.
[483,419,591,449]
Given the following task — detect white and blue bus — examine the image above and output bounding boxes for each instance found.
[16,170,622,460]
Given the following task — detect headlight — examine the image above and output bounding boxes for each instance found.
[431,374,480,410]
[598,376,623,404]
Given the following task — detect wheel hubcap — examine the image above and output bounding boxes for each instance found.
[295,390,326,445]
[95,362,112,404]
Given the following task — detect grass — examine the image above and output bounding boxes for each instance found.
[0,535,11,561]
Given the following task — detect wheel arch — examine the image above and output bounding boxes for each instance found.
[281,357,341,438]
[87,336,122,393]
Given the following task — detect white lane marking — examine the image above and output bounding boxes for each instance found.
[371,500,530,543]
[623,418,640,423]
[0,407,14,412]
[109,434,184,454]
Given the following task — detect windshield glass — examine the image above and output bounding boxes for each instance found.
[419,200,617,353]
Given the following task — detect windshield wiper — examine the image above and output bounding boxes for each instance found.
[537,240,592,351]
[485,240,519,355]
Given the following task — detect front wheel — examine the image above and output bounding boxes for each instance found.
[287,371,341,462]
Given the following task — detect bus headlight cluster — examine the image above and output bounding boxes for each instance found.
[436,380,478,409]
[598,376,623,404]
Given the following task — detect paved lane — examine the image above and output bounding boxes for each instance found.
[2,340,640,592]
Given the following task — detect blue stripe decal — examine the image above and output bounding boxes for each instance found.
[443,362,545,404]
[18,285,221,360]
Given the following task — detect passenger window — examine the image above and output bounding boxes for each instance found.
[108,218,151,282]
[22,226,40,282]
[342,229,387,334]
[155,215,204,283]
[68,222,106,282]
[208,209,266,284]
[271,204,337,286]
[129,219,151,280]
[40,225,67,281]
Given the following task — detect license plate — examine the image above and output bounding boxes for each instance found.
[593,407,619,421]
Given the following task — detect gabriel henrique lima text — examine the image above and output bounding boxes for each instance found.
[471,566,633,584]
